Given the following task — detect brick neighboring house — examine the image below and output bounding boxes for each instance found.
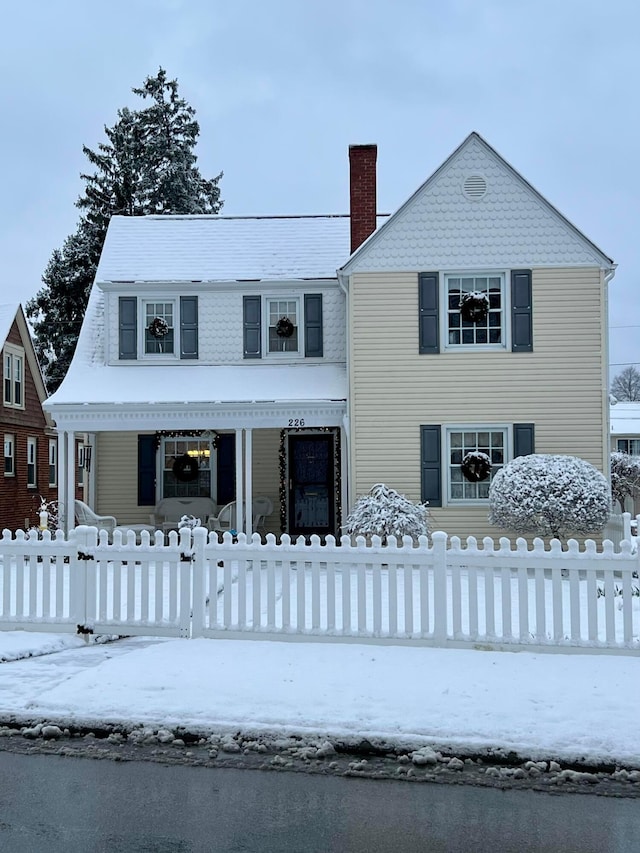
[0,304,57,531]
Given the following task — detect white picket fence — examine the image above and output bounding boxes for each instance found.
[0,522,639,653]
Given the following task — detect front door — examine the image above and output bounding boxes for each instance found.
[288,434,335,537]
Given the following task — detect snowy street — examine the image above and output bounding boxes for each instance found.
[0,631,638,774]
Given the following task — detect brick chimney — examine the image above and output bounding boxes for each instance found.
[349,144,377,254]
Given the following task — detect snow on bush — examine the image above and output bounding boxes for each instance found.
[345,483,429,541]
[610,451,640,511]
[488,454,610,539]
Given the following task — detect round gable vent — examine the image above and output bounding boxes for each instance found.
[462,174,487,200]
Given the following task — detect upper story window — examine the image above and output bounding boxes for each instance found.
[418,270,532,355]
[268,299,299,354]
[119,296,198,361]
[4,434,15,476]
[3,344,24,408]
[243,293,323,360]
[446,275,504,348]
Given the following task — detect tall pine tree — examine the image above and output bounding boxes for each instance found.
[27,68,223,392]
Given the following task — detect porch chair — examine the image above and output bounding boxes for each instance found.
[74,500,117,536]
[252,497,273,532]
[207,500,237,534]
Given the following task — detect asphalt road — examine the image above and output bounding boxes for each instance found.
[0,750,638,853]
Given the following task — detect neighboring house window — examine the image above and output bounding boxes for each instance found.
[446,275,504,347]
[420,422,534,507]
[3,345,24,408]
[418,270,532,355]
[617,438,640,455]
[49,439,57,487]
[119,296,198,360]
[27,437,37,487]
[144,301,175,355]
[446,427,507,502]
[4,434,15,476]
[162,437,211,499]
[268,299,299,353]
[77,442,85,488]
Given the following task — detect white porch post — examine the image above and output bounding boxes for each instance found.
[65,430,76,535]
[244,428,253,535]
[234,428,243,533]
[86,433,97,508]
[57,430,68,533]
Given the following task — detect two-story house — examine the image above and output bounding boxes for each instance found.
[1,304,58,531]
[45,133,614,539]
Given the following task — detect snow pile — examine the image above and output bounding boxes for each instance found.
[489,454,610,539]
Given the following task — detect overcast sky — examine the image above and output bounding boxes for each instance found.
[1,0,637,375]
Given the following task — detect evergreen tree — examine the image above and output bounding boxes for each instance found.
[27,68,223,391]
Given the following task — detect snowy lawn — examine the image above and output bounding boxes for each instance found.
[0,630,638,767]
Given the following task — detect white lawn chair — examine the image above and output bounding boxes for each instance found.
[207,500,237,534]
[252,497,273,532]
[74,500,117,536]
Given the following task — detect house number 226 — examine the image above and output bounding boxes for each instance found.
[288,418,305,427]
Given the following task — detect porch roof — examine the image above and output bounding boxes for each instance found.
[44,362,347,432]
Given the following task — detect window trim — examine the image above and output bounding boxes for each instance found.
[263,295,303,358]
[49,439,57,487]
[3,344,25,409]
[26,436,37,488]
[443,423,512,506]
[616,438,640,456]
[441,271,510,353]
[141,299,177,359]
[4,433,15,477]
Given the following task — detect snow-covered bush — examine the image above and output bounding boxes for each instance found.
[488,454,610,539]
[344,483,429,542]
[610,451,640,511]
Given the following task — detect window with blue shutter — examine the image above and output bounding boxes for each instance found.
[418,273,440,354]
[243,296,262,359]
[420,425,442,506]
[119,297,137,360]
[180,296,198,359]
[304,294,323,357]
[511,270,533,352]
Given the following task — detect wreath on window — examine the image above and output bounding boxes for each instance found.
[461,451,492,482]
[172,454,199,482]
[459,291,490,323]
[276,316,295,338]
[148,317,170,338]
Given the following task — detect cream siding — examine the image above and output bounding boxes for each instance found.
[349,267,608,539]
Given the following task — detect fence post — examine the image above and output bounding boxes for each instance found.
[191,526,207,638]
[432,531,448,644]
[623,512,632,543]
[70,525,89,631]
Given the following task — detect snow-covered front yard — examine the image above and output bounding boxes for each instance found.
[0,630,638,769]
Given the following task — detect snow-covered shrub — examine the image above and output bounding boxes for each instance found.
[610,451,640,511]
[344,483,429,542]
[488,454,610,539]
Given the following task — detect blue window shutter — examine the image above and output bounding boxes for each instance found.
[243,296,261,359]
[137,434,156,506]
[304,294,323,357]
[420,425,442,506]
[511,270,533,352]
[513,423,535,457]
[119,297,137,360]
[217,433,236,505]
[180,296,198,359]
[418,273,439,354]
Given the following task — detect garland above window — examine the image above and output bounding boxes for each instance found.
[459,291,490,324]
[276,316,295,338]
[148,317,170,338]
[461,451,492,482]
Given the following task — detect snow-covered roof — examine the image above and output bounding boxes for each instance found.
[96,214,388,283]
[610,402,640,435]
[0,303,19,345]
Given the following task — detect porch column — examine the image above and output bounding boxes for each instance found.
[244,428,253,535]
[65,430,76,535]
[234,428,243,533]
[57,430,67,532]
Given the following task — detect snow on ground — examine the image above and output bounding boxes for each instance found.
[0,630,638,767]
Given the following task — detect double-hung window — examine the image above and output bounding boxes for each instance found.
[119,296,198,361]
[243,294,324,359]
[446,274,505,348]
[3,345,24,408]
[268,299,299,354]
[49,439,57,487]
[144,301,175,355]
[27,437,37,488]
[617,438,640,456]
[4,434,15,476]
[446,426,507,502]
